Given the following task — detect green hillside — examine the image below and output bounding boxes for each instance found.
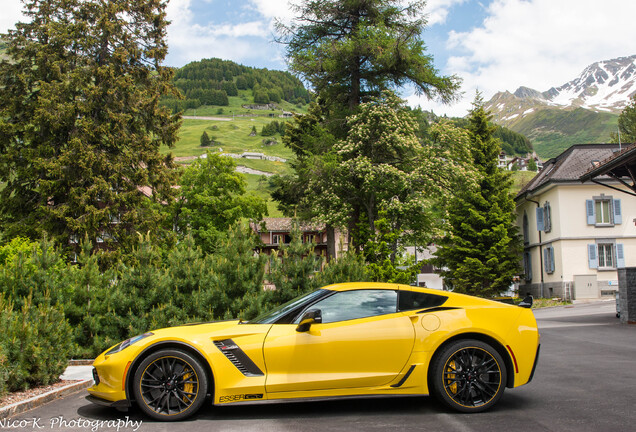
[162,58,311,114]
[505,107,618,158]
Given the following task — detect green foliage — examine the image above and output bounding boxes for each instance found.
[278,0,459,114]
[163,58,310,113]
[363,212,418,284]
[449,117,532,156]
[208,224,267,320]
[0,294,74,392]
[614,94,636,144]
[433,97,522,297]
[0,237,68,309]
[0,343,7,397]
[313,251,368,286]
[527,157,538,172]
[302,91,474,251]
[0,0,179,251]
[200,131,212,147]
[261,120,287,137]
[266,222,321,308]
[174,152,267,252]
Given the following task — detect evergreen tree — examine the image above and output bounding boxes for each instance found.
[200,131,212,147]
[0,0,180,250]
[277,0,460,114]
[209,223,267,320]
[433,97,522,297]
[527,157,538,172]
[266,222,320,308]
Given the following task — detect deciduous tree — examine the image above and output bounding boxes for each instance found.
[173,152,267,252]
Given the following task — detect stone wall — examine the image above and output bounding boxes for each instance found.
[617,267,636,324]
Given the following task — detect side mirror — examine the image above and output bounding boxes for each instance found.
[296,309,322,332]
[519,295,533,309]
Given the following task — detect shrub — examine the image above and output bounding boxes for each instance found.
[0,295,74,392]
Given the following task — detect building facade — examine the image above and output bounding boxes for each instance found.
[516,144,636,299]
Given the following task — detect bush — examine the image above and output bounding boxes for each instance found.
[0,295,74,392]
[0,344,8,397]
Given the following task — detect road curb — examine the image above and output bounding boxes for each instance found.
[0,380,92,420]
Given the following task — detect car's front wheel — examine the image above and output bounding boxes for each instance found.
[133,349,208,421]
[430,339,507,412]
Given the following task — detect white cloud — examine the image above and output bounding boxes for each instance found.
[248,0,296,21]
[0,0,26,34]
[165,0,273,66]
[410,0,636,117]
[425,0,467,26]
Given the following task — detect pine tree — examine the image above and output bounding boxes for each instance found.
[433,97,522,297]
[0,0,180,250]
[209,223,267,320]
[200,131,212,147]
[266,222,320,308]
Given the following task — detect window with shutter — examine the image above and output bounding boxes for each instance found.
[589,195,618,227]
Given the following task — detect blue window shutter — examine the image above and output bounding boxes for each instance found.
[550,247,555,272]
[616,243,625,268]
[544,203,552,232]
[586,200,595,225]
[536,207,545,231]
[543,248,549,272]
[614,199,622,224]
[527,253,532,280]
[588,244,598,269]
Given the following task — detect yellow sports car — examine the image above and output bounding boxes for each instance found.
[86,282,540,420]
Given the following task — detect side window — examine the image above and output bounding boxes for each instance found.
[297,289,398,324]
[398,290,447,311]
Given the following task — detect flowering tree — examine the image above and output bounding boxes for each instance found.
[306,91,475,252]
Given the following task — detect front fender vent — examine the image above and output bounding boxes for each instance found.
[213,339,264,377]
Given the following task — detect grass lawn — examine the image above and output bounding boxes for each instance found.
[164,117,294,162]
[511,170,537,194]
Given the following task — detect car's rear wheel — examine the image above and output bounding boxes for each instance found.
[133,349,208,421]
[430,339,507,413]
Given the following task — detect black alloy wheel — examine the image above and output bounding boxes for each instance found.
[133,349,208,421]
[430,339,507,413]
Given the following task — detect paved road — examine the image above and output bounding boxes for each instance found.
[9,301,635,432]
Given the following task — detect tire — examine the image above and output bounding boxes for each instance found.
[132,349,208,421]
[430,339,507,413]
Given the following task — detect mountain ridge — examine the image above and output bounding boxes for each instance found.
[485,55,634,158]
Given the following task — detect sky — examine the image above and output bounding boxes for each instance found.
[2,0,636,117]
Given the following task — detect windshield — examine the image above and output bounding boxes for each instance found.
[249,289,328,324]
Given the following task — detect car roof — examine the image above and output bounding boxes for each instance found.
[322,282,438,294]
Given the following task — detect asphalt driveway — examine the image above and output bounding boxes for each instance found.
[9,301,635,432]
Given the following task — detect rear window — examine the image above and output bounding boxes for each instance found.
[398,290,447,311]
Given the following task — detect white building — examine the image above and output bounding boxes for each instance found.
[515,144,635,300]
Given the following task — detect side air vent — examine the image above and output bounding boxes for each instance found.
[213,339,264,377]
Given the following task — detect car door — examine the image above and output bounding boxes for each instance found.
[263,289,415,393]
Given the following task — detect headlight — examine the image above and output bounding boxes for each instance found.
[106,332,154,355]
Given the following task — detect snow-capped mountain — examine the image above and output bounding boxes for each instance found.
[486,55,636,125]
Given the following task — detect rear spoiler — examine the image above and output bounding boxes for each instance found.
[518,295,533,309]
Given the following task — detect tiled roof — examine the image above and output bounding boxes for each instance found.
[516,144,622,200]
[252,217,326,232]
[580,143,636,181]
